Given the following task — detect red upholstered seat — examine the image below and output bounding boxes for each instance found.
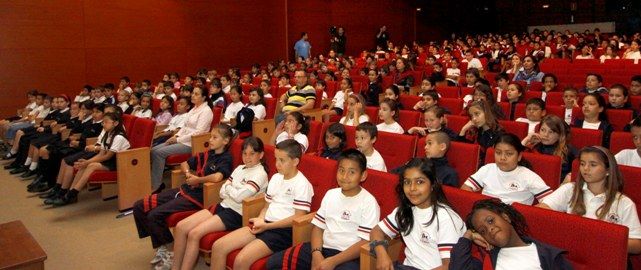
[445,115,469,134]
[364,170,398,216]
[398,94,421,110]
[435,86,460,98]
[85,170,116,183]
[166,210,199,227]
[570,127,603,149]
[397,110,421,132]
[485,148,562,189]
[306,121,323,154]
[499,120,529,140]
[609,131,634,155]
[443,186,491,218]
[364,106,379,124]
[375,132,416,170]
[165,153,192,166]
[416,140,480,181]
[439,98,463,115]
[497,102,511,118]
[512,103,527,119]
[122,114,136,132]
[265,98,276,119]
[605,109,633,131]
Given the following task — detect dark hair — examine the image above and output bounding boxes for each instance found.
[120,76,130,83]
[104,83,115,90]
[315,80,327,88]
[288,111,310,135]
[395,158,454,235]
[160,96,175,114]
[610,83,629,97]
[280,74,290,80]
[356,121,378,139]
[37,92,48,98]
[583,92,607,121]
[82,85,93,92]
[338,148,367,173]
[326,122,347,150]
[380,98,400,121]
[495,73,509,82]
[423,90,440,102]
[276,139,304,159]
[181,85,194,94]
[163,81,173,88]
[243,137,268,175]
[632,75,641,84]
[101,112,127,148]
[142,79,151,85]
[214,124,235,151]
[466,199,529,238]
[525,97,545,110]
[92,102,105,112]
[466,68,481,80]
[177,96,193,112]
[586,73,603,83]
[542,73,558,84]
[210,78,222,89]
[194,85,213,108]
[494,133,531,169]
[229,85,243,97]
[631,116,641,129]
[342,77,353,89]
[249,87,266,106]
[387,85,401,98]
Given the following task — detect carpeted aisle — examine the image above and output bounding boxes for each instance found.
[0,165,209,270]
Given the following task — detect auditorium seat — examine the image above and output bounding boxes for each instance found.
[609,131,634,155]
[435,85,459,98]
[485,147,562,189]
[570,128,603,149]
[398,94,420,110]
[605,109,633,131]
[445,115,469,134]
[416,138,480,181]
[499,120,529,140]
[439,98,463,115]
[375,132,416,170]
[396,110,421,132]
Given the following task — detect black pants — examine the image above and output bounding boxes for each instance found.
[133,188,201,248]
[266,242,359,270]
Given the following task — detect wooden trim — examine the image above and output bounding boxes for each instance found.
[252,119,275,146]
[85,137,98,147]
[116,147,152,211]
[359,238,402,270]
[191,133,211,155]
[203,181,225,209]
[292,212,315,245]
[241,194,265,226]
[170,169,185,189]
[301,109,324,122]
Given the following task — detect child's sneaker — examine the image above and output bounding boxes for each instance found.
[150,246,166,265]
[154,251,173,270]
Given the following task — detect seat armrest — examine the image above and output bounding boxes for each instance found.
[359,238,403,270]
[203,181,225,209]
[292,212,316,245]
[171,169,185,189]
[242,194,266,226]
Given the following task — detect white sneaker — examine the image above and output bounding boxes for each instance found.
[154,251,173,270]
[150,246,167,265]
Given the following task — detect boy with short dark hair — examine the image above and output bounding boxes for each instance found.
[616,117,641,167]
[515,98,546,134]
[355,122,386,172]
[424,131,459,187]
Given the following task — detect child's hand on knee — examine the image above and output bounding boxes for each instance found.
[248,218,267,234]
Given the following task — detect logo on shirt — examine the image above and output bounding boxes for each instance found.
[240,178,247,184]
[420,230,433,244]
[607,212,620,223]
[507,182,521,191]
[341,210,352,221]
[285,187,293,196]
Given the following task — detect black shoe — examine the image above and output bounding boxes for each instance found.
[29,182,52,193]
[27,176,44,189]
[10,166,28,175]
[20,169,37,179]
[151,183,166,195]
[4,162,19,170]
[43,194,60,205]
[2,153,16,160]
[52,194,77,207]
[39,188,59,199]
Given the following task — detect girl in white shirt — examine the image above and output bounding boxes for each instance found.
[116,90,130,113]
[539,146,641,254]
[376,99,404,134]
[462,133,552,205]
[370,158,465,270]
[133,94,153,119]
[615,118,641,167]
[171,137,269,270]
[152,97,192,146]
[323,78,353,122]
[271,111,310,152]
[340,94,369,127]
[53,112,130,206]
[222,86,244,124]
[247,88,267,121]
[623,39,641,63]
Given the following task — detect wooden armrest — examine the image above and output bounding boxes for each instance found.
[242,194,266,226]
[203,181,225,209]
[86,137,98,146]
[171,169,185,189]
[116,147,152,211]
[359,238,403,270]
[155,125,168,133]
[191,133,211,155]
[292,212,316,245]
[252,119,275,146]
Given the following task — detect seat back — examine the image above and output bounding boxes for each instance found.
[212,107,222,127]
[443,186,491,219]
[619,165,641,218]
[230,139,244,168]
[128,118,156,148]
[435,86,460,98]
[605,109,633,131]
[399,95,421,110]
[545,92,564,106]
[364,170,399,216]
[365,106,379,124]
[397,110,421,132]
[499,120,529,140]
[122,114,136,133]
[307,121,323,154]
[485,148,562,189]
[497,102,511,118]
[439,98,463,115]
[265,98,277,119]
[609,131,634,155]
[299,155,339,211]
[446,115,469,133]
[416,139,480,181]
[376,132,416,170]
[570,128,603,149]
[263,144,277,177]
[513,204,628,270]
[513,103,527,119]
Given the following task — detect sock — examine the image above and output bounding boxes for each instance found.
[53,183,62,191]
[28,162,38,171]
[9,149,17,155]
[67,188,79,199]
[24,157,32,166]
[58,188,68,196]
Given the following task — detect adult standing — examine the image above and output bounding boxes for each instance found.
[330,27,347,56]
[294,32,312,60]
[376,26,389,50]
[276,70,316,123]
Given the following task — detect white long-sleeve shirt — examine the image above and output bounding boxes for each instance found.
[176,103,213,147]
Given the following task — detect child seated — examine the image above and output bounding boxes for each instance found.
[607,83,633,110]
[323,78,353,122]
[340,94,369,127]
[319,123,346,160]
[494,73,509,102]
[522,115,578,181]
[573,93,613,147]
[222,86,245,124]
[383,85,403,110]
[562,87,579,125]
[376,99,404,134]
[370,158,465,269]
[132,93,153,119]
[211,139,314,269]
[408,106,457,139]
[515,98,546,134]
[450,199,572,269]
[459,100,503,163]
[365,69,382,107]
[423,131,459,186]
[616,117,641,167]
[541,73,559,101]
[267,149,380,269]
[355,122,387,172]
[271,111,310,152]
[413,90,439,112]
[116,90,130,113]
[539,146,641,254]
[170,137,269,270]
[581,73,608,94]
[247,88,267,121]
[133,124,234,268]
[74,85,92,103]
[154,96,174,126]
[506,83,524,119]
[446,58,461,86]
[462,133,552,205]
[631,75,641,96]
[152,97,191,146]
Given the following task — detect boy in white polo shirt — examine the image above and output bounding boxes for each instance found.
[355,122,387,172]
[267,149,380,269]
[615,118,641,168]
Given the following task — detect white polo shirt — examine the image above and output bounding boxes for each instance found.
[340,114,369,127]
[264,171,314,222]
[615,149,641,168]
[496,243,542,270]
[377,122,404,134]
[365,149,387,172]
[542,182,641,239]
[379,205,465,269]
[275,132,309,152]
[220,164,269,214]
[464,164,552,205]
[312,188,380,251]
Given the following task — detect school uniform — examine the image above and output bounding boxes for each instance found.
[331,90,352,116]
[377,122,404,134]
[431,156,459,187]
[133,108,153,119]
[379,205,466,270]
[133,150,233,249]
[533,143,578,181]
[365,82,382,107]
[256,171,314,252]
[427,126,458,141]
[74,95,90,103]
[450,236,572,270]
[580,87,608,94]
[247,104,266,120]
[459,128,502,165]
[319,146,342,160]
[7,108,59,168]
[275,131,309,152]
[615,149,641,168]
[340,114,369,127]
[572,119,613,148]
[96,133,130,170]
[542,182,641,239]
[152,113,188,146]
[104,96,116,105]
[464,163,552,205]
[223,101,244,122]
[93,96,106,104]
[154,110,172,126]
[117,102,129,113]
[214,164,269,230]
[267,188,380,270]
[365,149,387,172]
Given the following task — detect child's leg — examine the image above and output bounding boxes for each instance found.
[10,130,24,153]
[61,164,78,189]
[232,238,274,270]
[178,214,226,270]
[210,227,257,270]
[30,145,39,163]
[39,146,49,160]
[173,210,213,268]
[70,162,107,191]
[56,160,68,185]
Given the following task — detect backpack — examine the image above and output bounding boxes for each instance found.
[235,106,255,132]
